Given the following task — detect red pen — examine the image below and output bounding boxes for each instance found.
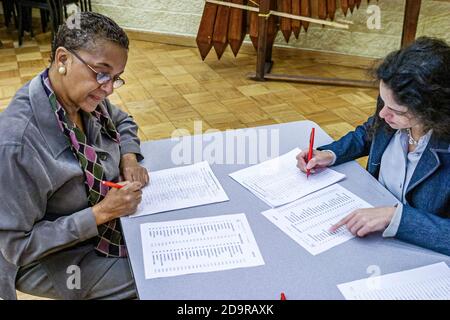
[280,292,286,300]
[101,181,123,189]
[306,127,315,179]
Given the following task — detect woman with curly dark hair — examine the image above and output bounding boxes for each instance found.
[297,37,450,256]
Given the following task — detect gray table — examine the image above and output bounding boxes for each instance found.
[121,120,450,300]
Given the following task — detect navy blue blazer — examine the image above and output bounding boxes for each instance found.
[319,117,450,256]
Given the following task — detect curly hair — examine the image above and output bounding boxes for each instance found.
[370,37,450,141]
[50,11,129,62]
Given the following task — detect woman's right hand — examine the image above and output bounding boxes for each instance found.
[92,181,143,225]
[296,149,335,174]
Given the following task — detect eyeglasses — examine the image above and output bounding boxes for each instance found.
[67,49,125,89]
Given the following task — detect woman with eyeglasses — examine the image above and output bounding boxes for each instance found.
[297,37,450,256]
[0,12,149,300]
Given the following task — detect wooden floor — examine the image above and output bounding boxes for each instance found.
[1,17,378,300]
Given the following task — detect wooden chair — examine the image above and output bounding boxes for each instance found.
[16,0,59,46]
[15,0,90,46]
[1,0,17,27]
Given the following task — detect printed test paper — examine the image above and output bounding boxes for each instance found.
[131,161,229,217]
[261,184,373,255]
[229,148,345,207]
[337,262,450,300]
[140,213,265,279]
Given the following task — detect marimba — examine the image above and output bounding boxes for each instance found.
[196,0,422,88]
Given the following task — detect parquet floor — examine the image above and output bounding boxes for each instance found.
[1,16,378,300]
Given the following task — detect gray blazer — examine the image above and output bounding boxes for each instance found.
[0,72,143,299]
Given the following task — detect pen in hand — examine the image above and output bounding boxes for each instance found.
[101,181,124,189]
[306,127,315,179]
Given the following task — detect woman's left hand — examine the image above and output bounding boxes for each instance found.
[329,207,396,237]
[120,153,150,186]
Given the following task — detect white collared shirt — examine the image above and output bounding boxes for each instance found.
[379,129,433,236]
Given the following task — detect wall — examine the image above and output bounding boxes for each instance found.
[91,0,450,58]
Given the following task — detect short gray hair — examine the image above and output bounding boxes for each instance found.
[50,11,129,62]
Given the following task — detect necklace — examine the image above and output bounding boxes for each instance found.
[406,128,419,145]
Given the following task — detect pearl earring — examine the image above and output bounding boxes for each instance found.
[58,66,66,75]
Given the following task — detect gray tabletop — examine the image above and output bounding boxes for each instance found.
[121,120,450,300]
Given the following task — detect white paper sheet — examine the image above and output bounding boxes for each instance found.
[229,148,346,207]
[140,213,265,279]
[261,184,373,255]
[337,262,450,300]
[130,161,229,217]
